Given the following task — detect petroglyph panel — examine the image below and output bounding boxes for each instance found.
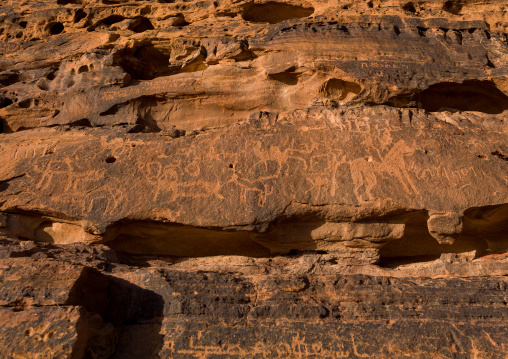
[1,107,507,235]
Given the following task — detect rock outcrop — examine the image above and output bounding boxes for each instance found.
[1,236,508,358]
[1,0,508,357]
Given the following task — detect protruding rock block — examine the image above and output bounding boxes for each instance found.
[427,211,464,244]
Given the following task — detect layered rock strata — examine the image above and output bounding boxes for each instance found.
[1,236,508,358]
[1,0,508,357]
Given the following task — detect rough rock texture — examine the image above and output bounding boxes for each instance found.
[1,0,508,357]
[0,236,507,358]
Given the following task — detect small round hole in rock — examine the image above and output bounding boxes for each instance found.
[105,156,117,163]
[49,22,64,35]
[46,71,56,80]
[78,65,89,74]
[0,98,13,109]
[18,99,32,108]
[228,164,234,169]
[74,9,87,23]
[402,2,416,13]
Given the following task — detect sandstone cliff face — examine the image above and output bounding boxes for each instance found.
[1,0,508,358]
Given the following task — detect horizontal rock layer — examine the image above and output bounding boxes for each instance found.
[1,106,508,262]
[0,236,507,358]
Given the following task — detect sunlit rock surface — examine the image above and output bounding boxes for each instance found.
[1,0,508,357]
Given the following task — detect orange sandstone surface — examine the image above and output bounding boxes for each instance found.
[1,0,508,357]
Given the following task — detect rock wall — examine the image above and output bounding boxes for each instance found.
[1,0,508,357]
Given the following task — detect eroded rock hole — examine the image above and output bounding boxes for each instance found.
[78,65,89,74]
[169,14,189,27]
[105,156,117,164]
[420,80,508,114]
[128,17,154,33]
[74,9,87,23]
[69,118,92,127]
[242,3,314,24]
[402,2,416,13]
[0,72,19,86]
[101,15,126,26]
[453,29,463,44]
[49,22,64,35]
[18,99,32,108]
[99,105,120,116]
[0,118,12,134]
[0,97,13,109]
[443,0,463,15]
[46,71,56,81]
[114,45,171,80]
[321,79,362,101]
[268,70,299,86]
[491,151,508,161]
